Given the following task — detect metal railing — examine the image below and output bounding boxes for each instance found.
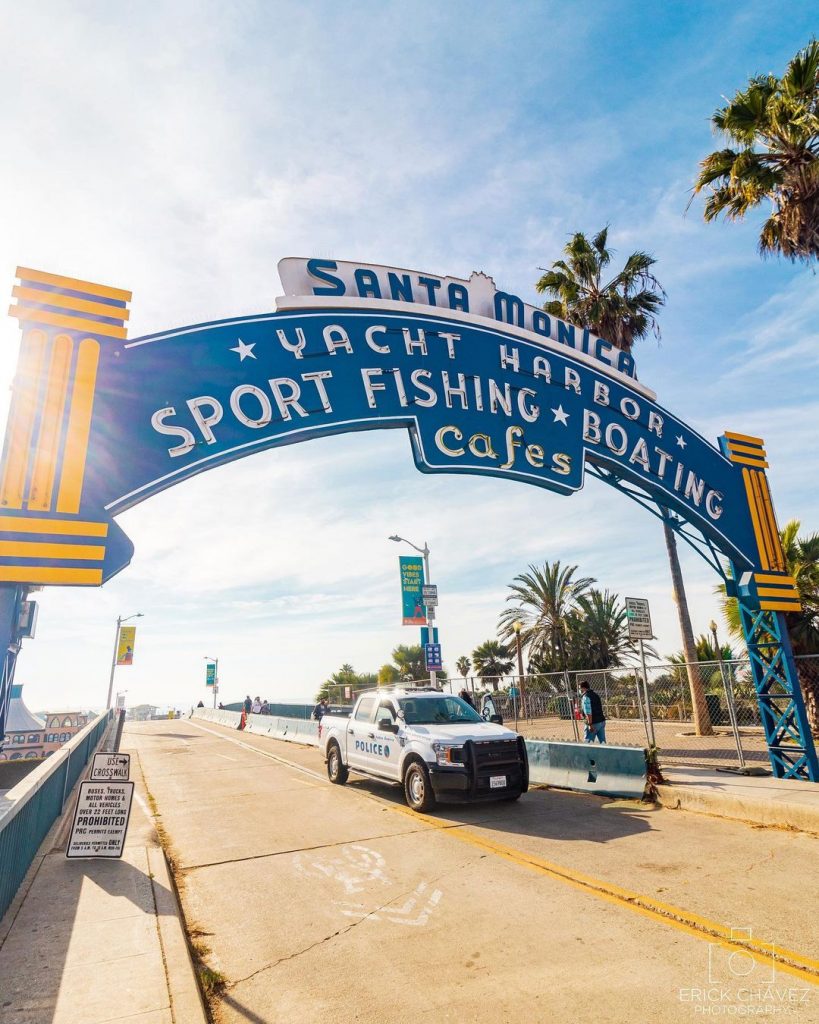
[436,654,819,771]
[0,709,112,922]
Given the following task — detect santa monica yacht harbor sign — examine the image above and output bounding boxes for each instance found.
[0,258,815,780]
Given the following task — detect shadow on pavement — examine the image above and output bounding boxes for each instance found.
[344,777,656,844]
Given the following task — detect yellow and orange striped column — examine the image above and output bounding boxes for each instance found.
[0,267,131,586]
[721,431,801,613]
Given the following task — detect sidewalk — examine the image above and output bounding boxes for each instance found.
[0,752,206,1024]
[656,765,819,833]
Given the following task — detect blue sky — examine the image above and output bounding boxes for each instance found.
[1,1,817,711]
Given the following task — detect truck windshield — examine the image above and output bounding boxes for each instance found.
[398,696,483,725]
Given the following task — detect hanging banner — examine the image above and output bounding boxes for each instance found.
[400,556,426,625]
[205,663,216,686]
[116,626,136,666]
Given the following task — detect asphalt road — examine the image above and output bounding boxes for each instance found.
[124,719,819,1024]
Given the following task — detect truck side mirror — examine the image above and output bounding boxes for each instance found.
[378,719,398,733]
[490,714,503,725]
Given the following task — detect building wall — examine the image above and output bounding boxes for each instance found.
[1,711,90,761]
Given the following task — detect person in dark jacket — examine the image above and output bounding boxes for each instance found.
[580,681,606,743]
[312,698,328,721]
[459,689,475,709]
[243,695,252,715]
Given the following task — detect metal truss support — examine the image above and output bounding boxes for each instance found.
[586,463,728,580]
[0,585,25,751]
[738,602,819,781]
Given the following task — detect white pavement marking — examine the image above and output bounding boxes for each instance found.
[338,881,443,927]
[294,845,391,895]
[186,719,326,782]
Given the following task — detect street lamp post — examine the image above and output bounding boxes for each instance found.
[106,613,143,709]
[512,621,526,729]
[389,535,437,688]
[204,656,219,709]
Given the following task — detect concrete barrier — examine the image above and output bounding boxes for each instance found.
[525,740,647,799]
[190,711,644,796]
[191,708,320,747]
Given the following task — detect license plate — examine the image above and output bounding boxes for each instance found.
[490,775,507,789]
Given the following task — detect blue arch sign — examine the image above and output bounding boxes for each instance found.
[0,259,814,780]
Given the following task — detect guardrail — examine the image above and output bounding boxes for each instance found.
[0,709,112,922]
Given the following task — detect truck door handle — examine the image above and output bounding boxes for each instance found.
[367,732,375,739]
[348,729,354,734]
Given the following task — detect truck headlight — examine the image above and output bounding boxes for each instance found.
[431,742,465,766]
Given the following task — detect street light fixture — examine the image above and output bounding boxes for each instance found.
[389,535,436,688]
[204,655,219,709]
[106,612,143,709]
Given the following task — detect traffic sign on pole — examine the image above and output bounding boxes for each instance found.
[424,643,443,671]
[624,597,653,640]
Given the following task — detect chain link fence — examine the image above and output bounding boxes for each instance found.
[444,654,819,771]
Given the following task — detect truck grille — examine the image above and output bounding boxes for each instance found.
[473,739,520,769]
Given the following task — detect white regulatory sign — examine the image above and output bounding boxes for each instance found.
[66,781,134,859]
[422,584,438,607]
[624,597,653,640]
[90,752,131,782]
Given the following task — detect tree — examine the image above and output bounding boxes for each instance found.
[498,561,595,671]
[391,644,426,682]
[471,640,513,690]
[692,40,819,261]
[378,663,400,685]
[534,238,712,733]
[388,644,447,683]
[316,663,376,702]
[720,519,819,736]
[535,227,665,352]
[664,521,713,736]
[455,655,472,693]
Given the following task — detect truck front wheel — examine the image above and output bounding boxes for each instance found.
[404,761,436,812]
[327,742,348,785]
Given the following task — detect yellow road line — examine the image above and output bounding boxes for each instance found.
[388,803,819,985]
[185,718,819,986]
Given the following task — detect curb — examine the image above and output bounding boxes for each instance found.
[656,782,819,834]
[148,844,209,1024]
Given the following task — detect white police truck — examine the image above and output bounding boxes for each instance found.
[320,688,529,812]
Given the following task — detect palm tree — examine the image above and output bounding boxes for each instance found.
[378,663,400,685]
[391,644,426,682]
[535,227,665,352]
[534,237,712,733]
[455,655,472,694]
[498,561,595,670]
[719,519,819,736]
[692,40,819,261]
[471,640,513,691]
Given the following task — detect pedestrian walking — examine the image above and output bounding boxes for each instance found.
[459,689,475,709]
[244,695,252,715]
[580,681,606,743]
[251,695,262,714]
[312,697,328,721]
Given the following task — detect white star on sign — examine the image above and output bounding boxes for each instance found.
[676,435,687,449]
[551,405,569,425]
[230,338,256,361]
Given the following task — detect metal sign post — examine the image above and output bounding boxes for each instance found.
[625,598,656,749]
